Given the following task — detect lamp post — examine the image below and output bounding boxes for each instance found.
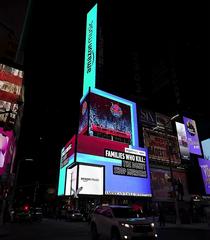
[153,114,181,224]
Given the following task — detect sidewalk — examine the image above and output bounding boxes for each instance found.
[157,222,210,230]
[0,224,9,237]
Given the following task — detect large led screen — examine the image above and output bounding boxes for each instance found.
[175,122,190,160]
[183,117,201,155]
[201,139,210,160]
[0,64,23,103]
[151,168,190,200]
[58,135,76,196]
[0,100,18,126]
[0,127,14,175]
[198,158,210,195]
[78,164,104,195]
[76,145,151,197]
[89,89,139,147]
[143,128,181,165]
[89,92,132,145]
[58,156,74,196]
[60,135,76,168]
[83,4,97,95]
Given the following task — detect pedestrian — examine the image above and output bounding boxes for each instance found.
[55,206,60,221]
[159,206,166,227]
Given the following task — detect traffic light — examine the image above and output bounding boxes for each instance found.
[23,204,30,212]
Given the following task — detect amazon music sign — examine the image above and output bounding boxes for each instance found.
[83,4,97,95]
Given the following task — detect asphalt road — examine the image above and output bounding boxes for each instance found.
[0,219,210,240]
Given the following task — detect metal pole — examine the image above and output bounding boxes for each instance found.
[164,122,181,224]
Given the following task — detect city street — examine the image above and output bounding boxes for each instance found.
[0,219,210,240]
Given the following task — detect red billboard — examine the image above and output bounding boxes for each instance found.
[89,92,132,145]
[0,64,23,103]
[60,135,76,168]
[143,128,181,165]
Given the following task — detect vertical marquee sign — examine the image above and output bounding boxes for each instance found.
[83,4,98,95]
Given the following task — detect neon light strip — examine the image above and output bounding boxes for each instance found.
[91,88,139,147]
[58,156,75,196]
[80,91,89,104]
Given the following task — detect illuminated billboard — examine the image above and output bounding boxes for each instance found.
[183,117,201,155]
[0,64,23,103]
[143,128,181,165]
[198,158,210,195]
[58,156,74,196]
[77,135,151,197]
[58,135,76,196]
[151,168,190,200]
[89,92,132,145]
[83,4,97,95]
[201,139,210,160]
[0,127,15,175]
[89,88,138,147]
[65,165,78,196]
[175,122,190,160]
[139,109,156,127]
[78,164,104,195]
[60,135,76,168]
[0,100,19,125]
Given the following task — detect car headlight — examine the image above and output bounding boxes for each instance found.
[121,223,133,228]
[151,223,155,228]
[72,214,75,217]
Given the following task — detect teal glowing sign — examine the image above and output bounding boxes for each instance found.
[83,4,97,96]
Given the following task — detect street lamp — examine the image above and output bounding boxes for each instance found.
[153,114,181,224]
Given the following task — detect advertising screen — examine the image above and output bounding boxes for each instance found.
[105,148,147,178]
[175,122,190,160]
[65,165,78,196]
[0,64,23,103]
[60,135,76,168]
[83,4,97,95]
[78,95,89,135]
[151,168,189,200]
[143,128,181,165]
[58,156,75,196]
[183,117,201,155]
[156,113,172,132]
[198,158,210,195]
[201,139,210,160]
[0,100,19,125]
[89,92,132,145]
[0,127,14,175]
[78,164,104,195]
[76,146,151,197]
[139,109,157,127]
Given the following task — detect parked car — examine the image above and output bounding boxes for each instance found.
[14,204,32,223]
[66,209,85,222]
[90,205,158,240]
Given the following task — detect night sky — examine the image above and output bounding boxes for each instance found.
[15,1,208,189]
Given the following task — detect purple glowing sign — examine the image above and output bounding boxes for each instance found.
[175,122,190,160]
[0,127,14,175]
[183,117,201,155]
[198,158,210,195]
